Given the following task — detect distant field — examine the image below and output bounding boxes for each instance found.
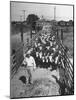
[58,26,73,58]
[11,23,32,52]
[63,31,73,57]
[11,32,31,51]
[11,23,30,35]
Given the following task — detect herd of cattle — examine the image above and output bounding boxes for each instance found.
[24,30,68,70]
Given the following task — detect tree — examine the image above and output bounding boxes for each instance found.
[26,14,39,30]
[68,20,73,26]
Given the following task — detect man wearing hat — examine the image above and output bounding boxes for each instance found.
[23,50,36,84]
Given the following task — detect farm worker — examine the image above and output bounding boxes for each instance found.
[23,50,36,84]
[25,50,36,69]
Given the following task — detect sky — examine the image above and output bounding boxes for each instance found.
[10,2,73,21]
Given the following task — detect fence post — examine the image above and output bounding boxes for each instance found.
[11,50,16,78]
[20,23,24,43]
[61,29,63,43]
[57,29,59,38]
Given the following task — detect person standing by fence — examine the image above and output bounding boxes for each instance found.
[23,50,36,84]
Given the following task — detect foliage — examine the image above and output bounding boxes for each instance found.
[26,14,39,30]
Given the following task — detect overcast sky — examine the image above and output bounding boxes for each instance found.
[10,2,73,21]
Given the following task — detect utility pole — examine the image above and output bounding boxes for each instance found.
[22,10,26,21]
[54,6,56,20]
[41,15,44,20]
[61,29,63,43]
[20,15,23,22]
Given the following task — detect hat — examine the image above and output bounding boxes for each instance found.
[27,50,31,54]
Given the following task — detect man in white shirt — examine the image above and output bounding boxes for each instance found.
[23,51,36,84]
[25,56,36,70]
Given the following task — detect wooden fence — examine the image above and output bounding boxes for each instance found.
[55,30,74,94]
[11,43,24,78]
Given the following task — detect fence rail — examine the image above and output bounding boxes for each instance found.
[11,43,24,78]
[53,31,74,93]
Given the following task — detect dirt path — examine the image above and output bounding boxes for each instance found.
[32,68,60,82]
[11,67,60,98]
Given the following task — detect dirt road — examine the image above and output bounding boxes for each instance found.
[11,67,60,98]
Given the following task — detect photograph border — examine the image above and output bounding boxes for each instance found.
[10,1,74,99]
